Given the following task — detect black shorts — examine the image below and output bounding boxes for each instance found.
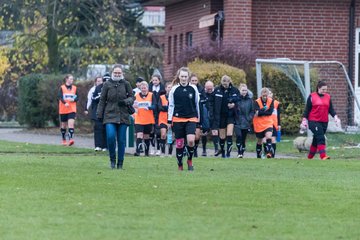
[158,123,168,130]
[255,127,273,139]
[219,116,235,129]
[135,124,153,134]
[60,112,76,122]
[172,121,197,139]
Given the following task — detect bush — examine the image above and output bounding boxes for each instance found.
[188,59,246,87]
[18,73,93,129]
[258,66,306,134]
[18,74,45,127]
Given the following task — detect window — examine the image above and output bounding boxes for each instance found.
[186,32,192,47]
[179,34,183,51]
[173,35,178,64]
[167,36,172,64]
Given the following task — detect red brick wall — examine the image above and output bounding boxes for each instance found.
[164,0,213,79]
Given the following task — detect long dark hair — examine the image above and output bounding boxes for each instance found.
[316,80,327,91]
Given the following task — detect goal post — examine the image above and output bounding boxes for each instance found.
[256,58,360,127]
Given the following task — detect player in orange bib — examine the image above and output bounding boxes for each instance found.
[157,81,172,156]
[57,74,78,146]
[253,87,274,158]
[133,81,156,156]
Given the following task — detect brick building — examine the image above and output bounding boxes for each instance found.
[141,0,360,124]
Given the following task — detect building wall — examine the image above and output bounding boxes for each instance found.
[164,0,213,79]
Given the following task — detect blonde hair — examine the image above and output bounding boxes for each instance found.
[139,81,149,89]
[239,83,247,90]
[260,87,270,95]
[172,67,191,85]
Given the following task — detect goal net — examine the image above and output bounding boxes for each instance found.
[255,58,360,134]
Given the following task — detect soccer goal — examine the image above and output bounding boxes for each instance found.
[255,58,360,131]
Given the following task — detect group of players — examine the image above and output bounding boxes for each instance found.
[131,67,281,168]
[58,65,339,170]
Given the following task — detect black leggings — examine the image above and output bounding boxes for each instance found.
[309,121,328,146]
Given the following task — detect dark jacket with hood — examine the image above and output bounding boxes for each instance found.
[213,83,240,129]
[235,93,254,129]
[96,79,134,125]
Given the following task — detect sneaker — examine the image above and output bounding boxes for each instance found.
[117,165,123,170]
[110,162,116,169]
[178,165,184,171]
[226,152,231,158]
[94,147,101,151]
[102,148,107,152]
[193,150,198,158]
[156,150,161,156]
[62,140,67,146]
[68,139,74,146]
[187,160,194,171]
[150,149,155,155]
[134,152,140,156]
[237,154,243,158]
[202,151,207,157]
[321,155,330,160]
[221,151,226,158]
[266,153,272,158]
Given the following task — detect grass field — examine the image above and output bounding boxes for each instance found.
[1,134,360,240]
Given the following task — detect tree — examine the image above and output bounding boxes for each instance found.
[0,0,150,73]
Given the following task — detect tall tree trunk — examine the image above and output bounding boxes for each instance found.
[46,1,59,73]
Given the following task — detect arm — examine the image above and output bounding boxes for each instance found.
[277,103,281,127]
[328,99,336,117]
[303,95,312,119]
[167,87,175,124]
[96,83,108,119]
[257,100,273,116]
[57,87,66,104]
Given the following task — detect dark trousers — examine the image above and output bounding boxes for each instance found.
[94,119,107,148]
[309,121,328,146]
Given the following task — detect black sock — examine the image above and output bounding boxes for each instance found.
[156,136,161,150]
[144,139,150,155]
[160,139,166,154]
[136,138,142,154]
[150,133,155,147]
[68,128,74,139]
[272,143,276,157]
[201,136,207,152]
[266,139,272,154]
[236,136,242,154]
[194,140,199,157]
[187,145,194,160]
[176,147,184,166]
[226,136,233,155]
[213,135,219,151]
[219,138,225,152]
[256,144,262,158]
[61,128,66,140]
[168,142,173,155]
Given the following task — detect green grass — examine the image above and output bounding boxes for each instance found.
[1,135,360,240]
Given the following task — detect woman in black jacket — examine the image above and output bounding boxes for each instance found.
[234,84,254,158]
[213,75,240,158]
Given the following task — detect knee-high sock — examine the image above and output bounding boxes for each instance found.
[187,145,194,160]
[176,147,184,166]
[265,139,272,154]
[308,145,317,159]
[226,136,233,156]
[136,138,142,154]
[144,139,150,155]
[150,133,155,147]
[60,128,66,140]
[272,143,276,157]
[68,128,74,139]
[236,136,243,154]
[213,135,219,151]
[256,144,262,158]
[168,141,173,155]
[318,144,327,159]
[219,138,225,152]
[160,139,166,154]
[201,136,207,152]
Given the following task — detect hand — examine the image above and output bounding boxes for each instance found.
[228,103,235,109]
[65,102,70,107]
[300,117,308,129]
[334,115,341,127]
[254,110,259,117]
[84,110,89,115]
[278,125,281,131]
[262,105,267,110]
[211,129,218,136]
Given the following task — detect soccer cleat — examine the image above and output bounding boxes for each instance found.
[117,165,123,170]
[94,147,101,151]
[221,151,226,158]
[62,140,67,146]
[178,165,183,171]
[102,148,107,152]
[68,139,74,146]
[110,162,116,169]
[202,151,207,157]
[237,154,243,158]
[134,152,140,156]
[214,150,221,156]
[321,155,330,160]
